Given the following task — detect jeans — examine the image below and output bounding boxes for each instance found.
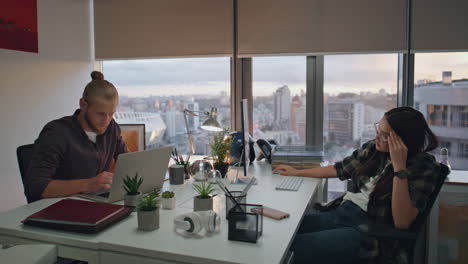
[292,201,368,264]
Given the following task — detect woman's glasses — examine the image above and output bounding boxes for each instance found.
[374,123,390,142]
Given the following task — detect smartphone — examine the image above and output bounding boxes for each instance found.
[251,206,289,220]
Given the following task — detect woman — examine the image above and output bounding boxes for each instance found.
[274,107,441,264]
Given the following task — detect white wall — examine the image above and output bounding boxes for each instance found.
[0,0,94,212]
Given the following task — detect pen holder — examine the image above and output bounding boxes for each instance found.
[225,191,247,220]
[169,164,185,185]
[227,204,263,243]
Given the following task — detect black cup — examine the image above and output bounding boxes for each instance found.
[169,165,185,185]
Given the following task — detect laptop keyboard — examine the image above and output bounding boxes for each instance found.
[275,176,304,191]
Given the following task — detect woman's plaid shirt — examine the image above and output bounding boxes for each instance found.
[334,140,440,264]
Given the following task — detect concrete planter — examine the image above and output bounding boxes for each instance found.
[193,196,213,211]
[124,193,141,209]
[137,209,160,231]
[162,197,176,210]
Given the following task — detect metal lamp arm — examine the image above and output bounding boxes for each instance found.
[184,109,210,117]
[183,110,196,155]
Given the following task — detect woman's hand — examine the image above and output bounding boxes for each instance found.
[388,131,408,172]
[273,165,300,176]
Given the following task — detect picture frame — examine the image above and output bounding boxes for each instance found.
[119,123,146,152]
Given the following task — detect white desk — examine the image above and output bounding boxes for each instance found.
[0,161,323,264]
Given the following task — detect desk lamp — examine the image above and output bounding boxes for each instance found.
[183,107,223,154]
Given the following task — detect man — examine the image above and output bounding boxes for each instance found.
[24,77,128,203]
[90,70,104,81]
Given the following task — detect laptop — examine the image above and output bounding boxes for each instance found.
[77,146,173,203]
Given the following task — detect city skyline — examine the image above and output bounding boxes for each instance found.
[105,53,468,97]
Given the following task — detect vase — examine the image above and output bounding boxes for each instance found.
[124,193,141,210]
[137,209,160,231]
[191,160,213,181]
[162,197,176,209]
[214,162,229,178]
[193,195,213,211]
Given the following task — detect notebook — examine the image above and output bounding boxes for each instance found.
[22,199,131,233]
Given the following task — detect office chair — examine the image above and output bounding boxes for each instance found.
[357,163,450,264]
[16,144,35,203]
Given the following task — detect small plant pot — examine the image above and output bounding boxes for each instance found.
[124,193,141,209]
[137,209,160,231]
[214,162,229,178]
[162,197,176,210]
[193,195,213,211]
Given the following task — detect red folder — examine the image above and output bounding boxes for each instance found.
[22,199,132,233]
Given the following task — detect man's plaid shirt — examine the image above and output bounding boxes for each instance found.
[334,140,440,264]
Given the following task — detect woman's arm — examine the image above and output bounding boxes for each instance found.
[388,131,418,229]
[273,164,337,178]
[392,177,418,229]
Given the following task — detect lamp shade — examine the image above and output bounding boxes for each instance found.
[201,118,223,131]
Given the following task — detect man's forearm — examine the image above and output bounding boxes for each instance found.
[296,165,337,178]
[41,179,90,198]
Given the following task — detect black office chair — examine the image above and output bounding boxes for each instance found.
[357,163,450,264]
[16,144,35,204]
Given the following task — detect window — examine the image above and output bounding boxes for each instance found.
[451,106,468,127]
[252,57,306,145]
[414,52,468,170]
[427,104,448,126]
[459,142,468,159]
[103,57,231,155]
[323,54,398,197]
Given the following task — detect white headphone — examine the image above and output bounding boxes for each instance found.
[174,210,221,236]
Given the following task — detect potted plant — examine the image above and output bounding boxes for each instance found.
[123,173,143,209]
[210,130,232,178]
[161,191,176,210]
[193,182,216,211]
[137,191,160,231]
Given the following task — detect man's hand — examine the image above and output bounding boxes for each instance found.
[86,171,114,193]
[273,165,300,176]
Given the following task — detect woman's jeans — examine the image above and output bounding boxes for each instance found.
[292,201,368,264]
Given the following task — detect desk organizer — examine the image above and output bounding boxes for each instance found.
[225,191,247,220]
[228,204,263,243]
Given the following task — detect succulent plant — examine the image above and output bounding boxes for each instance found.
[137,190,159,211]
[193,182,216,199]
[162,191,175,199]
[123,173,143,195]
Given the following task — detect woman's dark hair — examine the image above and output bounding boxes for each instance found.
[357,107,439,200]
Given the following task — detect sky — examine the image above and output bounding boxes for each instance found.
[104,52,468,97]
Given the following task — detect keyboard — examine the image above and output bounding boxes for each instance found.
[275,176,304,191]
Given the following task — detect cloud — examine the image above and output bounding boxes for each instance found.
[103,53,468,96]
[104,57,231,86]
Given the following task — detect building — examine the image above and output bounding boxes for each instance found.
[364,105,385,125]
[273,85,291,128]
[328,99,365,144]
[290,95,301,132]
[186,102,200,131]
[415,72,468,170]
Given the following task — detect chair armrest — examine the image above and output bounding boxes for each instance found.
[357,224,418,241]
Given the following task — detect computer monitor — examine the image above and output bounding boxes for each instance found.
[240,99,249,177]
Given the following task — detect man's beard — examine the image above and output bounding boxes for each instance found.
[84,110,102,134]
